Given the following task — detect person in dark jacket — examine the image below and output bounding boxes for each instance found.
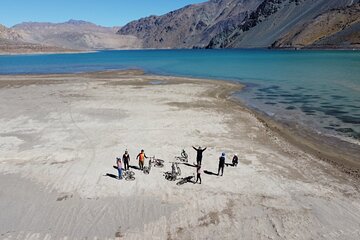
[232,154,238,167]
[122,150,130,171]
[192,146,207,166]
[218,152,225,176]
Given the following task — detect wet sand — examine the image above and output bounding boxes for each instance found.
[0,70,359,239]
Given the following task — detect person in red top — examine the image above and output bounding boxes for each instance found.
[136,149,148,170]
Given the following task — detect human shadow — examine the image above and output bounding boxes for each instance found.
[129,165,141,170]
[105,173,118,179]
[204,170,218,176]
[181,163,197,168]
[225,162,235,167]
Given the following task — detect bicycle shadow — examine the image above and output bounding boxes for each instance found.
[204,170,218,176]
[176,175,196,185]
[105,173,118,179]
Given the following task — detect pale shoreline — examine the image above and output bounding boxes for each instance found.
[1,70,359,239]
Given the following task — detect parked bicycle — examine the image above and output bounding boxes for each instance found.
[175,149,188,162]
[143,159,152,174]
[123,170,135,181]
[149,156,165,168]
[164,162,181,181]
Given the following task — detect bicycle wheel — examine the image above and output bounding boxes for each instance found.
[155,163,164,168]
[125,175,135,181]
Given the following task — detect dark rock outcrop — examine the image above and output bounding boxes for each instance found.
[118,0,360,49]
[118,0,263,48]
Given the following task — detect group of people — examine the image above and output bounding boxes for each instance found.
[115,147,239,182]
[192,146,238,184]
[116,149,147,180]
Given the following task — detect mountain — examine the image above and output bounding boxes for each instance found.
[207,0,359,48]
[118,0,264,48]
[271,3,360,49]
[118,0,360,49]
[12,20,142,50]
[0,24,71,54]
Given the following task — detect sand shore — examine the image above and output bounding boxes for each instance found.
[0,70,359,239]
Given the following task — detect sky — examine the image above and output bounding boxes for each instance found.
[0,0,206,27]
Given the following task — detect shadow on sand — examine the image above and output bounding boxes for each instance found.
[129,165,141,170]
[204,170,218,176]
[105,173,118,179]
[176,175,195,185]
[181,163,197,168]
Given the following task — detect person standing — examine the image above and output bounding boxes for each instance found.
[218,152,225,176]
[192,146,207,166]
[116,157,123,180]
[123,150,130,171]
[136,149,148,170]
[195,164,202,184]
[232,154,238,167]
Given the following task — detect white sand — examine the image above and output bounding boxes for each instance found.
[0,71,359,239]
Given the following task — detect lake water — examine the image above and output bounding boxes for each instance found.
[1,49,359,143]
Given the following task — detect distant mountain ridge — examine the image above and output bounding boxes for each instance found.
[2,0,360,53]
[118,0,264,48]
[118,0,360,49]
[12,20,142,50]
[0,24,72,54]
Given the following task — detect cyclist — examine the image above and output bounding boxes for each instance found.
[192,146,207,166]
[218,152,225,176]
[122,150,130,171]
[136,149,148,170]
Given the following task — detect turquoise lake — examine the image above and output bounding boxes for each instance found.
[0,49,359,142]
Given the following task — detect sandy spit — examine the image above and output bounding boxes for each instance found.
[0,70,359,239]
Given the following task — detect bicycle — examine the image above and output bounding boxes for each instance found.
[123,170,135,181]
[149,156,165,168]
[175,149,188,162]
[143,159,152,174]
[171,162,181,176]
[164,162,181,181]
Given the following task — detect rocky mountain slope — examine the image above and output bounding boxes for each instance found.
[118,0,264,48]
[118,0,360,49]
[0,24,71,54]
[12,20,142,50]
[271,3,360,49]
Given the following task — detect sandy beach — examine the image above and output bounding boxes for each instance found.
[0,70,360,239]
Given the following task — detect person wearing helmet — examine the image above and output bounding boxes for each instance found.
[232,154,238,167]
[136,149,148,170]
[192,146,207,166]
[218,152,226,176]
[123,150,130,171]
